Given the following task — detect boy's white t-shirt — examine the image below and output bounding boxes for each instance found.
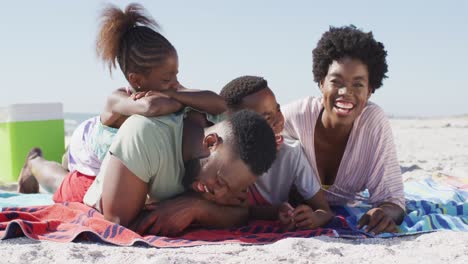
[250,138,321,205]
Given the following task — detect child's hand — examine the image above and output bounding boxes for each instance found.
[292,204,322,230]
[132,91,170,101]
[278,202,296,231]
[130,91,147,100]
[131,91,160,100]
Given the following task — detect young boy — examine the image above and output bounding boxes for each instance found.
[220,76,333,230]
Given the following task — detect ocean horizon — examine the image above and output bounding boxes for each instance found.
[64,112,468,135]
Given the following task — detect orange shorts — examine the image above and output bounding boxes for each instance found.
[53,170,95,203]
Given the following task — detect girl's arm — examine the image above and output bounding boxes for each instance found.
[101,88,183,127]
[164,85,227,115]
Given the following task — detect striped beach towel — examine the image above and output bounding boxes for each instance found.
[345,173,468,237]
[1,174,467,246]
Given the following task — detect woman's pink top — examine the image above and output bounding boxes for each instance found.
[282,96,405,209]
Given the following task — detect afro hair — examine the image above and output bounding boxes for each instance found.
[312,25,388,92]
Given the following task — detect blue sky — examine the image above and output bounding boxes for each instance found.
[1,0,467,117]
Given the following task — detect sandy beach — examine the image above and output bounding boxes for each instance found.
[1,116,468,263]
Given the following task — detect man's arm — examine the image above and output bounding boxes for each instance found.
[194,198,249,228]
[100,155,148,227]
[130,193,248,236]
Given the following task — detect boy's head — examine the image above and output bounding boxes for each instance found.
[220,76,285,148]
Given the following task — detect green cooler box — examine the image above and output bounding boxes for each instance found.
[0,103,65,183]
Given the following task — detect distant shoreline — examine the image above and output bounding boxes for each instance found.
[64,112,468,121]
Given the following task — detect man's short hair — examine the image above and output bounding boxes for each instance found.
[228,110,276,175]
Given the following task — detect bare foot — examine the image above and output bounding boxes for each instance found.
[17,147,42,193]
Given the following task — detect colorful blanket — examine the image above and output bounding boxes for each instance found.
[1,174,467,247]
[0,202,359,247]
[345,173,468,237]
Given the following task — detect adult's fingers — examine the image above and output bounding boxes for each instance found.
[365,212,385,233]
[357,213,370,229]
[368,216,391,235]
[129,212,147,233]
[387,223,399,233]
[158,218,182,237]
[147,221,162,235]
[134,211,159,235]
[371,217,399,234]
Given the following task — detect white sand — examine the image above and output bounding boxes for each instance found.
[1,116,468,263]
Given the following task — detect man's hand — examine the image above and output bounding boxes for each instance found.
[357,207,398,235]
[129,196,199,236]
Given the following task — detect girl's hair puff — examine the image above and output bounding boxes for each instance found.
[96,3,175,78]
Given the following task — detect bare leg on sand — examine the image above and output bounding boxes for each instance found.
[17,147,68,194]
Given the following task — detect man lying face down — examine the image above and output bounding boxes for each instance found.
[83,109,277,236]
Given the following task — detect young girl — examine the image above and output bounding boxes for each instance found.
[18,3,226,202]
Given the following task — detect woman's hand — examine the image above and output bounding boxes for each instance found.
[357,207,399,235]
